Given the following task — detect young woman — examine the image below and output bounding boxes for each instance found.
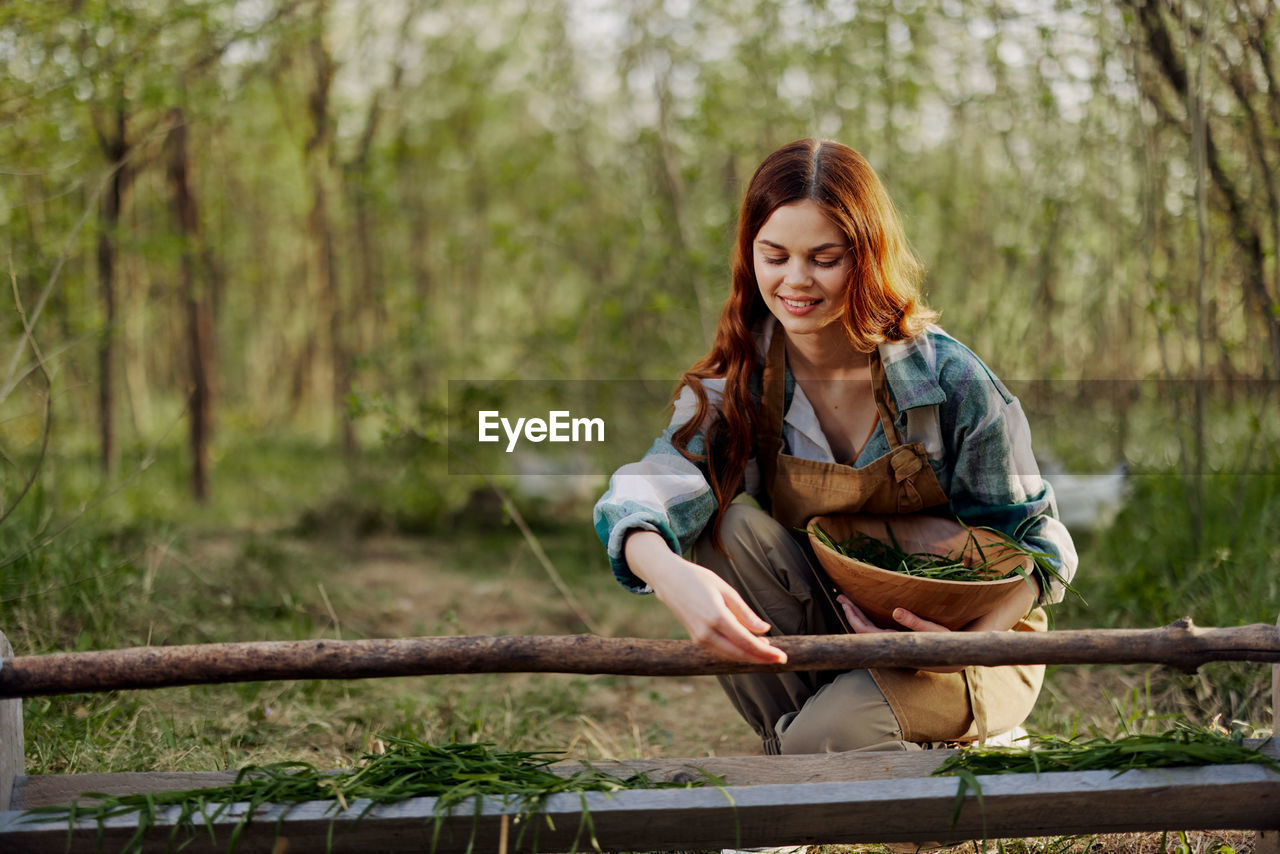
[594,139,1077,755]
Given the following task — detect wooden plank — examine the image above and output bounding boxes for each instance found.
[0,630,21,812]
[11,771,242,810]
[10,740,1273,809]
[9,750,955,809]
[3,621,1279,698]
[1,764,1277,853]
[576,748,952,785]
[1254,614,1280,854]
[11,753,941,808]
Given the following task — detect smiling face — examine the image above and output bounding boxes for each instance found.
[753,199,852,346]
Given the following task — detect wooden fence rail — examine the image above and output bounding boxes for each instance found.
[2,619,1278,853]
[1,618,1277,698]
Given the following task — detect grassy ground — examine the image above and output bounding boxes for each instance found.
[1,430,1277,853]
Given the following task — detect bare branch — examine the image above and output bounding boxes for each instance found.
[0,256,53,528]
[0,135,156,401]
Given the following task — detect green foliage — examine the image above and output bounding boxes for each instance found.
[0,491,148,654]
[3,0,1274,466]
[1062,471,1280,629]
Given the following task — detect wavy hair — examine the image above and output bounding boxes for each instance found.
[674,138,937,547]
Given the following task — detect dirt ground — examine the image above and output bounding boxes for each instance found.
[311,532,766,758]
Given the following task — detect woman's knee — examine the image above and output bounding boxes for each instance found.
[776,669,909,754]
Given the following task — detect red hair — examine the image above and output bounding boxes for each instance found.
[674,139,937,547]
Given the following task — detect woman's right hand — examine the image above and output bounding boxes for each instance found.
[624,531,787,665]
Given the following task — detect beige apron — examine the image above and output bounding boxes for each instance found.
[755,330,1045,743]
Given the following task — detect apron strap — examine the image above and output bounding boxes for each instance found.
[868,347,907,451]
[760,329,910,492]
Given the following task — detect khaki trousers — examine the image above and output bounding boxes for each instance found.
[691,503,921,755]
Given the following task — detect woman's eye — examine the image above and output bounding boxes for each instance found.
[814,258,841,268]
[763,256,787,266]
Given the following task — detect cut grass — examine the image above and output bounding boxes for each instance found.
[932,723,1280,778]
[22,737,721,854]
[925,723,1279,854]
[808,521,1027,582]
[807,517,1079,603]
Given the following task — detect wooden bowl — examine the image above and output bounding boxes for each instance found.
[807,514,1032,630]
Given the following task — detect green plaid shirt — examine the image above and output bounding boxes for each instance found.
[594,318,1078,604]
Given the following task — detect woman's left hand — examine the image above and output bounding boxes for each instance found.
[838,595,950,635]
[838,594,962,673]
[839,576,1040,672]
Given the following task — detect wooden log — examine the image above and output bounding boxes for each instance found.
[0,631,21,811]
[0,619,1277,698]
[1,763,1277,853]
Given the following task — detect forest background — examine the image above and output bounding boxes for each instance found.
[1,2,1279,847]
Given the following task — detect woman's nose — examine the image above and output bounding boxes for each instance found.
[783,261,812,286]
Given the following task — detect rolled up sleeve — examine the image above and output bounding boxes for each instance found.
[940,357,1079,604]
[593,386,721,592]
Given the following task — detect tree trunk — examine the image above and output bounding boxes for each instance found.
[304,7,351,453]
[165,108,213,503]
[342,93,390,458]
[121,248,152,438]
[95,103,130,477]
[343,0,415,413]
[395,131,433,393]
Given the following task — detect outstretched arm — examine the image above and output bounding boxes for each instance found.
[625,530,787,665]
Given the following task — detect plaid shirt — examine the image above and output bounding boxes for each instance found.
[594,317,1078,604]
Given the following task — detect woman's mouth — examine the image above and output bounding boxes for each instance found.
[781,295,821,315]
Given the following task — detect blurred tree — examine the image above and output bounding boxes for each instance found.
[300,0,346,451]
[0,0,299,486]
[1,0,1273,507]
[1122,0,1279,380]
